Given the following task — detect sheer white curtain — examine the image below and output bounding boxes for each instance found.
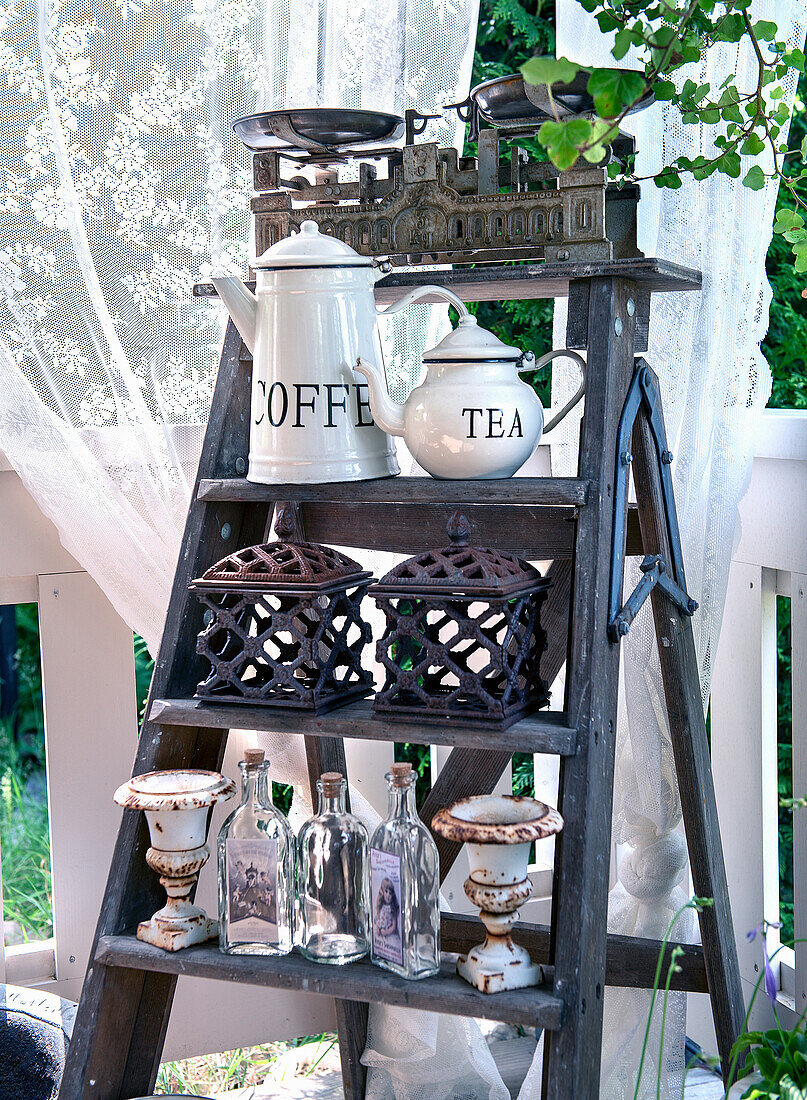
[0,0,476,656]
[547,1,806,1096]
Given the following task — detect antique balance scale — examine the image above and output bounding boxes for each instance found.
[61,73,745,1100]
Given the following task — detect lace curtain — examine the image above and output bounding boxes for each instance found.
[548,0,806,1096]
[0,0,475,655]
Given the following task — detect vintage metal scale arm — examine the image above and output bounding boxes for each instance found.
[61,80,745,1100]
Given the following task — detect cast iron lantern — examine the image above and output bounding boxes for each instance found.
[370,512,551,728]
[190,510,374,712]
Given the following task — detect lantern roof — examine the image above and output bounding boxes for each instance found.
[370,512,550,599]
[193,507,371,592]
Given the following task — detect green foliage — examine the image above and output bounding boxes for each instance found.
[473,0,555,85]
[515,0,807,271]
[764,76,807,408]
[776,596,794,946]
[133,633,154,721]
[731,1026,807,1096]
[0,720,52,940]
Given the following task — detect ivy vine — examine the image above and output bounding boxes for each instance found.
[519,1,807,269]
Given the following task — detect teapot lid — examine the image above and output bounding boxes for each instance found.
[253,219,374,269]
[422,315,522,362]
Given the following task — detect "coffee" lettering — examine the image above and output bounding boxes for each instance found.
[255,381,376,429]
[462,407,523,439]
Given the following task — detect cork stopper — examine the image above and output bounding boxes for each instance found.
[320,771,344,795]
[243,748,265,766]
[390,762,414,787]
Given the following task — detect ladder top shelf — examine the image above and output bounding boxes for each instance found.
[149,698,579,755]
[194,257,701,306]
[374,257,701,304]
[96,934,566,1029]
[197,475,590,507]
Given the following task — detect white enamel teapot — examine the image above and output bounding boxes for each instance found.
[212,221,466,484]
[354,314,587,480]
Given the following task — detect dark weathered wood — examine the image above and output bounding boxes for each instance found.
[95,935,565,1029]
[198,476,591,506]
[542,277,637,1100]
[421,558,573,878]
[440,915,709,993]
[631,360,745,1079]
[373,258,701,305]
[149,697,578,755]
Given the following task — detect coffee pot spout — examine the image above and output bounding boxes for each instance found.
[354,358,406,437]
[211,277,258,355]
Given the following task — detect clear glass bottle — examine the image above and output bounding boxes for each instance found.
[370,762,440,979]
[298,771,370,964]
[217,748,294,955]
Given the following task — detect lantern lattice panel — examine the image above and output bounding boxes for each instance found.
[194,583,373,712]
[373,592,550,727]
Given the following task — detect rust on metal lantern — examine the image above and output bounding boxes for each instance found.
[370,512,552,729]
[370,510,544,599]
[190,524,375,713]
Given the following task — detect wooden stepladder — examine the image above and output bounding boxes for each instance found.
[59,260,745,1100]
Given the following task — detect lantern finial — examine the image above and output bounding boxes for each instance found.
[447,511,471,546]
[274,504,297,541]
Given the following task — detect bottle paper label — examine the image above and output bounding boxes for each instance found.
[370,848,403,966]
[226,837,279,942]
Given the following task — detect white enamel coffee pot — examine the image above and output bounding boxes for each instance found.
[212,221,467,484]
[354,316,587,480]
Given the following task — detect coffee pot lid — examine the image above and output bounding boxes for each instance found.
[422,315,522,362]
[253,219,374,269]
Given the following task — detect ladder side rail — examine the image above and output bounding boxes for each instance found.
[542,277,638,1100]
[630,359,745,1078]
[60,324,265,1099]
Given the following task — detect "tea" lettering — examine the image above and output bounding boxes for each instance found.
[462,407,523,439]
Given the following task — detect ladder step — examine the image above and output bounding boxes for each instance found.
[95,934,566,1029]
[197,476,591,507]
[149,697,579,755]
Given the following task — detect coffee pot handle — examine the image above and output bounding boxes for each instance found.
[376,284,469,320]
[523,349,587,435]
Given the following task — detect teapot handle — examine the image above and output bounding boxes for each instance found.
[523,349,587,435]
[376,284,469,320]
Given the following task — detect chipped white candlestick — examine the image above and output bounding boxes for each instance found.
[114,770,235,951]
[432,794,563,993]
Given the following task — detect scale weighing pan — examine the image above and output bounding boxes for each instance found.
[233,108,406,152]
[471,71,654,123]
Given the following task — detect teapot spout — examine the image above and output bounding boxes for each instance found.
[354,358,405,437]
[211,277,258,355]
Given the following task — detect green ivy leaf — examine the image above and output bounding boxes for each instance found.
[520,56,580,87]
[753,19,779,41]
[612,28,633,60]
[743,165,766,190]
[784,47,806,71]
[537,118,592,171]
[741,134,765,155]
[653,79,677,101]
[587,68,647,118]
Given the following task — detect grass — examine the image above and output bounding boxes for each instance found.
[155,1032,339,1095]
[0,716,52,941]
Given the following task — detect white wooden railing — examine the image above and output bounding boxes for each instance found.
[0,410,804,1060]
